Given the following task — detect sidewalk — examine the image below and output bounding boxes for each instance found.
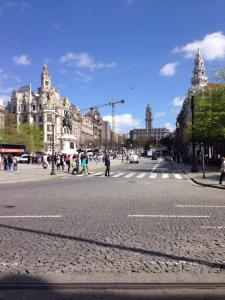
[174,161,225,190]
[0,159,123,184]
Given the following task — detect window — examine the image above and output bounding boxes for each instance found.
[47,124,52,132]
[33,115,36,122]
[39,104,42,110]
[24,105,26,112]
[39,115,43,122]
[45,81,49,86]
[47,134,52,142]
[18,106,20,112]
[33,104,36,110]
[70,142,74,149]
[47,114,52,122]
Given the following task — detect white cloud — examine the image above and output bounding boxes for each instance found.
[155,112,165,117]
[173,32,225,61]
[171,96,185,107]
[12,54,31,65]
[0,95,10,106]
[160,62,179,76]
[164,122,174,132]
[60,52,117,70]
[103,114,141,133]
[74,70,92,82]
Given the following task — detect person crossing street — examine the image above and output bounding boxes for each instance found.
[219,157,225,185]
[105,154,110,176]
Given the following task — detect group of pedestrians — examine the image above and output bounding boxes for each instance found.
[0,154,18,171]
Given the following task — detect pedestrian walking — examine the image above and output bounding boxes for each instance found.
[219,157,225,185]
[3,155,8,170]
[105,154,110,176]
[13,156,18,172]
[66,155,71,173]
[8,154,13,171]
[81,155,87,175]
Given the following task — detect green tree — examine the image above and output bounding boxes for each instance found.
[18,124,44,152]
[184,85,225,144]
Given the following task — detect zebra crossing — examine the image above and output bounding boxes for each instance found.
[86,171,186,180]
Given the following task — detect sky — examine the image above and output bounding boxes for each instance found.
[0,0,225,133]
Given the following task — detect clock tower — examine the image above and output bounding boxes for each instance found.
[41,64,52,93]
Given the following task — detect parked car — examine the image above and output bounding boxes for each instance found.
[129,154,139,164]
[17,154,29,163]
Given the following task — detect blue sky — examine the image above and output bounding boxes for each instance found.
[0,0,225,133]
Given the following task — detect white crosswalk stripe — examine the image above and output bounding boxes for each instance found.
[112,173,125,178]
[136,173,146,178]
[92,172,104,176]
[88,171,185,180]
[174,174,182,179]
[162,173,169,179]
[149,173,157,179]
[124,173,135,178]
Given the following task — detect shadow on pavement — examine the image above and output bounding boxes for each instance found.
[0,274,225,299]
[0,223,224,270]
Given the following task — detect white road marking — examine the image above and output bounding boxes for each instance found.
[112,173,125,178]
[92,172,104,176]
[152,159,161,172]
[149,173,157,179]
[124,173,135,178]
[162,173,169,179]
[99,172,115,177]
[0,215,62,218]
[174,174,182,179]
[176,205,225,208]
[136,173,146,178]
[128,214,210,218]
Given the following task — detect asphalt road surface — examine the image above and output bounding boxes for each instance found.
[0,158,224,277]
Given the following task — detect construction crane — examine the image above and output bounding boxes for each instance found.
[79,99,125,151]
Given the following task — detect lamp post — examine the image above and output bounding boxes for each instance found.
[190,93,198,172]
[121,142,124,163]
[50,123,56,175]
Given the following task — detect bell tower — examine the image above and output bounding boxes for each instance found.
[41,64,51,93]
[145,104,152,131]
[191,48,208,91]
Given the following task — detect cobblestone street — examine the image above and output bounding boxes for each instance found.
[0,160,224,277]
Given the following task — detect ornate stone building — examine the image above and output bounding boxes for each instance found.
[175,48,209,153]
[6,64,102,153]
[130,105,170,143]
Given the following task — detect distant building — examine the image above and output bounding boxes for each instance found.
[6,64,102,153]
[130,105,170,143]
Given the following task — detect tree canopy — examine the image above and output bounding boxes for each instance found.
[184,84,225,144]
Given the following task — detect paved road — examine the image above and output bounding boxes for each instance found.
[0,158,224,277]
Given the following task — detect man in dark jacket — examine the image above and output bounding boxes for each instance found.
[105,155,110,176]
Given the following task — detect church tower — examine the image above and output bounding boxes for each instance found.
[191,48,208,91]
[41,64,51,93]
[145,104,153,131]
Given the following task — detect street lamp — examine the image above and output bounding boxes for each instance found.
[50,122,56,175]
[190,92,198,172]
[121,142,124,163]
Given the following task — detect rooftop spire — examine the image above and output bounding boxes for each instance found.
[191,48,208,91]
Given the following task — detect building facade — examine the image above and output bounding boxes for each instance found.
[6,64,104,153]
[130,105,170,143]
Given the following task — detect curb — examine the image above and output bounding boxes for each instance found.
[176,164,225,190]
